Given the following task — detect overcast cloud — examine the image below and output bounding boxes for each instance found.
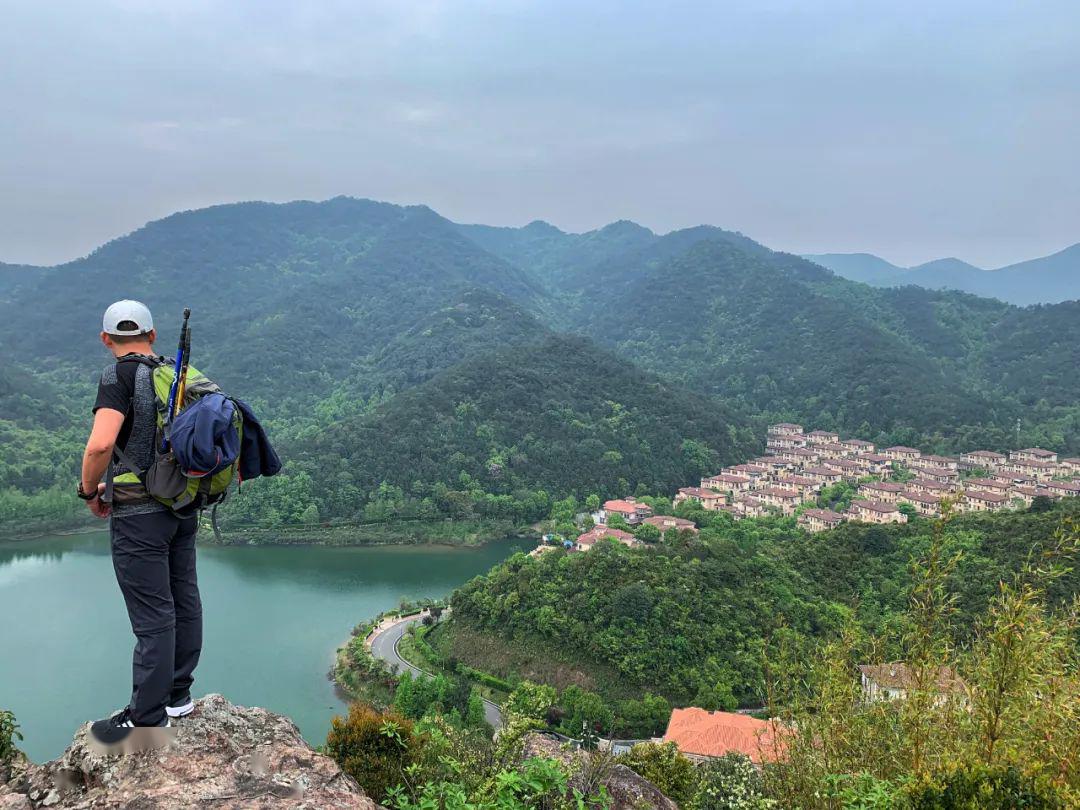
[1,0,1078,267]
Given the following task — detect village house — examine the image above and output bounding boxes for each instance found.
[859,663,965,705]
[909,454,959,471]
[599,498,653,525]
[643,515,699,534]
[841,438,876,453]
[1044,480,1080,499]
[882,445,921,462]
[822,458,863,480]
[798,508,844,532]
[724,463,770,482]
[674,487,726,511]
[778,447,819,465]
[1061,458,1080,475]
[898,490,943,517]
[817,441,852,460]
[918,465,960,485]
[576,526,638,551]
[801,465,843,487]
[1007,485,1041,507]
[848,499,907,524]
[908,478,954,496]
[855,453,893,477]
[962,477,1011,495]
[805,429,840,446]
[663,708,786,765]
[701,473,753,493]
[1011,447,1058,464]
[1026,461,1063,481]
[753,456,792,473]
[734,494,769,518]
[962,489,1009,513]
[766,433,807,451]
[959,450,1006,469]
[774,474,820,497]
[1001,459,1059,480]
[767,422,804,437]
[991,471,1037,488]
[857,481,906,503]
[757,486,802,514]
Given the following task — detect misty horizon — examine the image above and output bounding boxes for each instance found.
[3,2,1079,268]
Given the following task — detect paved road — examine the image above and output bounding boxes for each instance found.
[369,614,504,728]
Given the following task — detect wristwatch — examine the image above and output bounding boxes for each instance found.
[77,482,98,501]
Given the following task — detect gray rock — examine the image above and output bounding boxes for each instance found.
[4,694,376,809]
[522,733,678,810]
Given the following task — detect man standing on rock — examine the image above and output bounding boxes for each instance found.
[79,300,201,744]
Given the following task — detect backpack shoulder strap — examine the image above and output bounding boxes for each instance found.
[116,354,170,369]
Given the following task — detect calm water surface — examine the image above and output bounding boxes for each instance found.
[0,531,527,761]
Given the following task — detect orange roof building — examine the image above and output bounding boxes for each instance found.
[662,708,785,765]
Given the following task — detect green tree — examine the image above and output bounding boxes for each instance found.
[326,703,417,803]
[617,742,699,806]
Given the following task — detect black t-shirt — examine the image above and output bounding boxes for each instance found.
[93,354,166,513]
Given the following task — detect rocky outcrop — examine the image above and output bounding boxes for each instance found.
[2,695,376,809]
[523,733,677,810]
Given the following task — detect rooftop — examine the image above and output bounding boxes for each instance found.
[859,662,965,693]
[663,708,785,764]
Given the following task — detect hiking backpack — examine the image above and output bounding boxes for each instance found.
[109,355,242,514]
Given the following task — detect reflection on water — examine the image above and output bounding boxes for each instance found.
[0,530,526,762]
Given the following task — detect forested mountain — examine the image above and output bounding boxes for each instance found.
[298,335,757,522]
[808,244,1080,305]
[0,196,1077,533]
[447,499,1080,720]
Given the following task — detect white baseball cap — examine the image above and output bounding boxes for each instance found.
[102,300,154,336]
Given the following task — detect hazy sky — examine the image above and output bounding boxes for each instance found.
[2,1,1078,267]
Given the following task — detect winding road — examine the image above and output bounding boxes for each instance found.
[368,613,504,728]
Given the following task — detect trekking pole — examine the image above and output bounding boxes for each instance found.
[160,308,191,452]
[175,312,192,417]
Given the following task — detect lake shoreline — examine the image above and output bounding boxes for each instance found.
[1,518,540,548]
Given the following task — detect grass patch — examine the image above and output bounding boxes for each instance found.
[433,620,639,703]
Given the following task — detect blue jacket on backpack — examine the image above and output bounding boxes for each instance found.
[169,393,240,476]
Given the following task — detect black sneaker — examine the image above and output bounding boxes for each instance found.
[90,707,170,745]
[166,695,195,718]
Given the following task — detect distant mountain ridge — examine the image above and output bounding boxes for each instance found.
[1,195,1077,533]
[806,244,1080,305]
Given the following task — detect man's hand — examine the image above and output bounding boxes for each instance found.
[86,482,111,519]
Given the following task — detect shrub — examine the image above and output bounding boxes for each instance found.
[690,753,776,809]
[326,703,418,802]
[0,709,22,765]
[617,741,698,806]
[904,764,1063,809]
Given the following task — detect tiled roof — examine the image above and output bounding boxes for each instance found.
[852,499,899,513]
[859,662,964,693]
[800,508,843,522]
[663,708,786,764]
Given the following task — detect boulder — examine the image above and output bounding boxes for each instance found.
[3,694,376,809]
[522,733,677,810]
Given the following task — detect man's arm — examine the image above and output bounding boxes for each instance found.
[82,408,124,517]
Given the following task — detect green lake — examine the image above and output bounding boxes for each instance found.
[0,530,528,761]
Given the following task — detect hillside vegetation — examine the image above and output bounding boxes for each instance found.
[1,197,1077,535]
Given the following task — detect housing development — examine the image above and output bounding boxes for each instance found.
[573,423,1080,548]
[675,423,1080,532]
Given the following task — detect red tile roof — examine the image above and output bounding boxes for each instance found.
[800,508,843,523]
[603,499,651,515]
[576,527,636,546]
[663,708,786,764]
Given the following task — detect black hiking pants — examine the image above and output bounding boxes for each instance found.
[110,511,203,726]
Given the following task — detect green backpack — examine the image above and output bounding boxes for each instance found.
[108,355,242,514]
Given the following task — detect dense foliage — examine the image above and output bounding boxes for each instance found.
[446,501,1080,736]
[1,197,1077,536]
